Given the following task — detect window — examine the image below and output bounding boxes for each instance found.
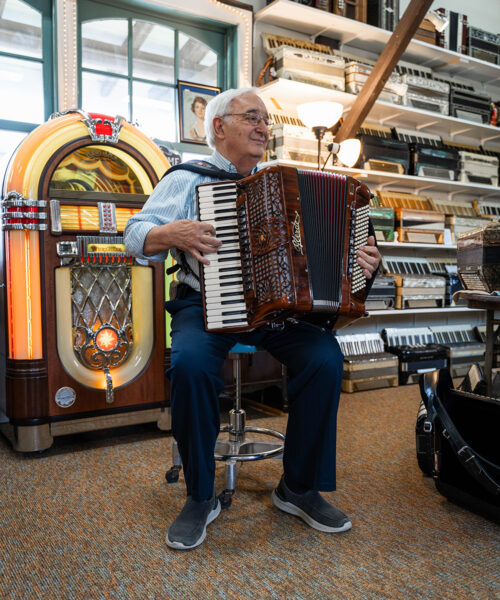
[0,0,53,169]
[78,1,235,155]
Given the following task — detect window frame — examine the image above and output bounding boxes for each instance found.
[0,0,54,134]
[77,0,237,155]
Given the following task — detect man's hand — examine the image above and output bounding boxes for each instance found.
[144,219,221,265]
[357,235,381,279]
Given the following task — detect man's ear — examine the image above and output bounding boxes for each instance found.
[213,116,225,140]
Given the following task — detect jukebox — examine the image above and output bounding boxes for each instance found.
[0,110,171,451]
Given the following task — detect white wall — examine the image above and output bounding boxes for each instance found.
[400,0,500,32]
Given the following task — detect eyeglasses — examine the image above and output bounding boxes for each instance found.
[222,112,273,127]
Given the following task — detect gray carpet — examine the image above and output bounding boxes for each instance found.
[0,383,499,600]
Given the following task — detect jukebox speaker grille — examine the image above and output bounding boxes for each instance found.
[71,264,133,369]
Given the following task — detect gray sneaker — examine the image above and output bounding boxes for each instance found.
[166,493,221,550]
[272,476,352,533]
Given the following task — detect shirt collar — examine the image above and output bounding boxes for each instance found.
[209,150,260,176]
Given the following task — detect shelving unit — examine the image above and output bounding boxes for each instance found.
[262,156,500,197]
[255,0,499,332]
[255,0,500,85]
[368,307,483,316]
[259,78,500,148]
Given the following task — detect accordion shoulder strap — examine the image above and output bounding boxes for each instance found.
[161,160,245,181]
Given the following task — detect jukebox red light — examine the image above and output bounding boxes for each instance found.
[95,328,119,352]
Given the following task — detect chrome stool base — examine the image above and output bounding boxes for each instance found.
[165,345,286,508]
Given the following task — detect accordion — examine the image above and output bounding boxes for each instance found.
[457,222,500,293]
[196,165,371,332]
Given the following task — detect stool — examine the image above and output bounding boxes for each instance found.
[165,343,286,508]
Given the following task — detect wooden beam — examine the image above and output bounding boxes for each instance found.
[334,0,434,144]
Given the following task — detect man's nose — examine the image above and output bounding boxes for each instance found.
[256,118,269,136]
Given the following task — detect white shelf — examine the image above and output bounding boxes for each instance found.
[256,0,500,86]
[259,79,500,148]
[367,307,484,316]
[379,242,456,250]
[260,157,500,198]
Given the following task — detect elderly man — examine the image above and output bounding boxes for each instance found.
[124,87,381,550]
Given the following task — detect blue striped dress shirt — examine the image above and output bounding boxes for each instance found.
[124,150,257,292]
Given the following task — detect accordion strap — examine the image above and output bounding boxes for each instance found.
[162,159,245,181]
[421,370,500,496]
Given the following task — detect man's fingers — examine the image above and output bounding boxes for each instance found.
[191,249,210,266]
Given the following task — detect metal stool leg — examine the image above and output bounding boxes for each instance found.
[165,439,182,483]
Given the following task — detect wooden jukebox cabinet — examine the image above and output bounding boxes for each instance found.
[0,110,171,451]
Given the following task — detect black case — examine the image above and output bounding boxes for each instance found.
[418,369,500,524]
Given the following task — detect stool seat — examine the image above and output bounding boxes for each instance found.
[166,343,286,508]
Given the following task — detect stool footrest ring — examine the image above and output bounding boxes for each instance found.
[215,426,285,462]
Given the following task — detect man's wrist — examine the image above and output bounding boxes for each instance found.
[144,223,172,256]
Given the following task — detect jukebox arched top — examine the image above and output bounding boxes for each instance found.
[3,110,170,201]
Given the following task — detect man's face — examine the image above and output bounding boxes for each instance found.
[217,92,270,164]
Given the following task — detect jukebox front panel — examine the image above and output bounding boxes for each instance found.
[1,111,171,450]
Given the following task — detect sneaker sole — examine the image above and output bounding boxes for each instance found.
[166,500,221,550]
[271,490,352,533]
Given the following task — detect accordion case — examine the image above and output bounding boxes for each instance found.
[419,369,500,524]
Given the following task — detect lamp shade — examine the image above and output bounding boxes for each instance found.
[296,101,343,129]
[337,138,361,168]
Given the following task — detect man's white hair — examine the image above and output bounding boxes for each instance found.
[204,87,258,149]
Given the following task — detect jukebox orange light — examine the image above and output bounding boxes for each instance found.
[2,193,46,359]
[95,328,119,352]
[1,110,171,452]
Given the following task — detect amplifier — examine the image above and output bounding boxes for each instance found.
[366,0,399,31]
[467,27,500,65]
[436,9,468,54]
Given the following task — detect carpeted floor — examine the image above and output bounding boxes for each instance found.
[0,383,499,600]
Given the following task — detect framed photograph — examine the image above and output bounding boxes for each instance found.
[178,81,221,145]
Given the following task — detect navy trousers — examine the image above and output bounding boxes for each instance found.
[166,289,344,501]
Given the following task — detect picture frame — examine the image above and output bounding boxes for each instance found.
[177,81,221,145]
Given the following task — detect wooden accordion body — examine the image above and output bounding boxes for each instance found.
[197,165,371,332]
